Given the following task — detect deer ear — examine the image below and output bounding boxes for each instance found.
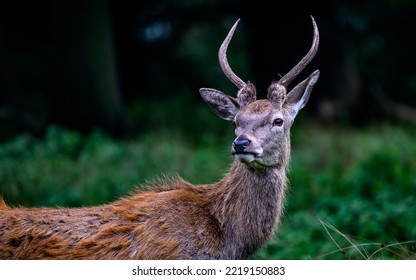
[199,88,239,121]
[286,70,320,117]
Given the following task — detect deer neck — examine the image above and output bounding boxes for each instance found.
[211,160,288,259]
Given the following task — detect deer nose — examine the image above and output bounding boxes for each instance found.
[232,138,250,154]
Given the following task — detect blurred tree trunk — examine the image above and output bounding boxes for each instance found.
[46,0,129,136]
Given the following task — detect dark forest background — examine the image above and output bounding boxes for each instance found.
[1,0,416,138]
[0,0,416,259]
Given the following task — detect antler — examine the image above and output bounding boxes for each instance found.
[275,16,319,88]
[218,19,247,90]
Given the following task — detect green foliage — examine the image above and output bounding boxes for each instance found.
[253,123,416,259]
[0,126,229,207]
[0,122,415,259]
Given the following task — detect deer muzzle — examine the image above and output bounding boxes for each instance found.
[232,138,250,154]
[231,135,263,165]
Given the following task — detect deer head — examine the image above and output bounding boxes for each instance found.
[200,16,320,171]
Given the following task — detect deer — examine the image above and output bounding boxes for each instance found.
[0,16,319,260]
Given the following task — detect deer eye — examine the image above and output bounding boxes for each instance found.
[273,118,284,126]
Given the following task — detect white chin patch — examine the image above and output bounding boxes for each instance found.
[235,154,255,163]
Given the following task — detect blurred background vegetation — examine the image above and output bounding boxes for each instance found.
[0,0,415,259]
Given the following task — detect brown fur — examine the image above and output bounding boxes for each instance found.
[0,17,319,260]
[0,165,284,259]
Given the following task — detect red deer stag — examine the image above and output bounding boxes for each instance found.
[0,16,319,259]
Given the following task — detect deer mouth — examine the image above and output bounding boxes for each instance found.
[234,153,256,163]
[231,140,263,164]
[233,149,263,163]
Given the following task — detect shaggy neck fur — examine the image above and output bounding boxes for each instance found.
[209,160,288,259]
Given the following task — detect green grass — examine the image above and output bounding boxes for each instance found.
[0,122,415,259]
[253,122,416,259]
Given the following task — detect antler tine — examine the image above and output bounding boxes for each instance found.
[218,19,247,90]
[277,15,320,88]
